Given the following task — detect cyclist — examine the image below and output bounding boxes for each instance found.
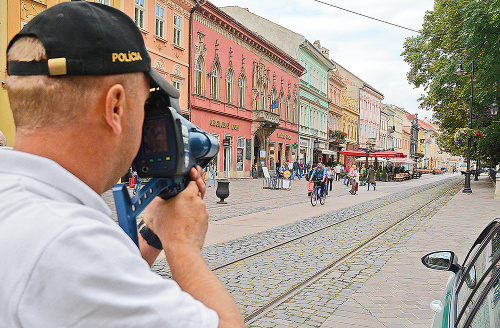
[311,162,327,198]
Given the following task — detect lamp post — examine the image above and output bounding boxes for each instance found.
[454,60,475,193]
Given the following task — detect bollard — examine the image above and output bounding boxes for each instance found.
[216,179,230,204]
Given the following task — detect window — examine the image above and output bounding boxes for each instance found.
[238,75,246,108]
[95,0,110,5]
[173,80,181,91]
[225,68,234,104]
[210,63,220,100]
[134,0,144,29]
[236,137,245,171]
[194,57,204,95]
[155,5,164,38]
[173,15,182,46]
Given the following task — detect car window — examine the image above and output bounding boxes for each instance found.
[462,268,500,327]
[457,226,500,326]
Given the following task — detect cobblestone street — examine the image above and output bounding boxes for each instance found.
[102,173,500,327]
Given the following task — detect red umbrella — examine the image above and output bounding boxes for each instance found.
[339,150,367,157]
[370,150,406,158]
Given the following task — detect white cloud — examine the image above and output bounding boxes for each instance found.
[211,0,435,117]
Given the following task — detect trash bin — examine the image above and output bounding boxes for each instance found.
[216,179,230,204]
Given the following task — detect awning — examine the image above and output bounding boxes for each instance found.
[355,156,388,162]
[320,149,336,155]
[390,158,416,164]
[339,150,366,157]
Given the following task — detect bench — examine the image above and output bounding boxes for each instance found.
[394,173,410,182]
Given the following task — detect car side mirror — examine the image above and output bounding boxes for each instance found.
[422,251,460,273]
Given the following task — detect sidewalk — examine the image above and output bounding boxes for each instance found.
[320,175,500,328]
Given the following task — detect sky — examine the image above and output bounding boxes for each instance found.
[210,0,436,120]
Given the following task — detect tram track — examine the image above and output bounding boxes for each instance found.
[242,181,461,324]
[205,178,462,324]
[210,177,459,272]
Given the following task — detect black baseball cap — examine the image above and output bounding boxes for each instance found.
[6,1,179,98]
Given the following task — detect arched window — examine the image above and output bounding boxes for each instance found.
[225,68,234,104]
[238,74,246,108]
[210,63,220,100]
[286,95,292,123]
[194,57,204,95]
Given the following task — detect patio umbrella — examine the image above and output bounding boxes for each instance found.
[370,150,406,157]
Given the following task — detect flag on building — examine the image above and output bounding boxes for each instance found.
[254,91,259,101]
[270,97,279,110]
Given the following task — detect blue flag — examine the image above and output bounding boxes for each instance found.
[270,97,279,110]
[254,91,259,101]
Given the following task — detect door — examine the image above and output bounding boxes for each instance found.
[223,145,231,178]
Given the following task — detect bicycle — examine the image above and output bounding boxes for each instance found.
[310,180,326,206]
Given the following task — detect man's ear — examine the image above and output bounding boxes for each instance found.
[104,84,126,135]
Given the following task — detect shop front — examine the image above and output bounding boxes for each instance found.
[190,104,252,178]
[268,130,297,171]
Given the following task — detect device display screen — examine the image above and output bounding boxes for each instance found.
[143,118,169,154]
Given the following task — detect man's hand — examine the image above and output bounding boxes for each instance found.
[144,166,208,252]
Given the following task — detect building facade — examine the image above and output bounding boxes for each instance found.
[359,83,383,149]
[191,3,303,178]
[219,7,334,166]
[125,0,196,117]
[331,61,362,166]
[1,0,194,145]
[327,66,346,162]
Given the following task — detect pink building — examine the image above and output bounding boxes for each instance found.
[359,84,383,149]
[190,2,304,178]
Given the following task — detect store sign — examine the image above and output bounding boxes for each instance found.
[222,138,231,147]
[277,133,292,140]
[210,119,239,130]
[300,140,309,147]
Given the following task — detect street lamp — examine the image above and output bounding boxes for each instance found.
[491,98,499,122]
[454,58,475,193]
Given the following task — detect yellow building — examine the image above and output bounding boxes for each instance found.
[1,0,194,146]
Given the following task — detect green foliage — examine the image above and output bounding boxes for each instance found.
[402,0,500,165]
[381,167,387,179]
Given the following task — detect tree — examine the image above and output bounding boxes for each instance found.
[402,0,500,165]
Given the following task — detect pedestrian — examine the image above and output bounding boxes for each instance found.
[326,166,334,194]
[349,165,359,195]
[276,160,281,172]
[299,161,304,179]
[0,3,244,327]
[202,163,208,183]
[0,130,6,147]
[208,160,217,187]
[367,165,376,191]
[292,160,300,180]
[335,163,341,181]
[344,164,350,185]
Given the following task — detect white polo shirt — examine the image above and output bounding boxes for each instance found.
[0,147,218,328]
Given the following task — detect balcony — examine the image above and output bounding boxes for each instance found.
[252,110,280,125]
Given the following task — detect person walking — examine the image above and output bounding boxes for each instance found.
[367,165,376,191]
[208,160,217,187]
[334,163,341,181]
[349,165,359,195]
[292,160,300,180]
[344,164,350,185]
[326,166,334,194]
